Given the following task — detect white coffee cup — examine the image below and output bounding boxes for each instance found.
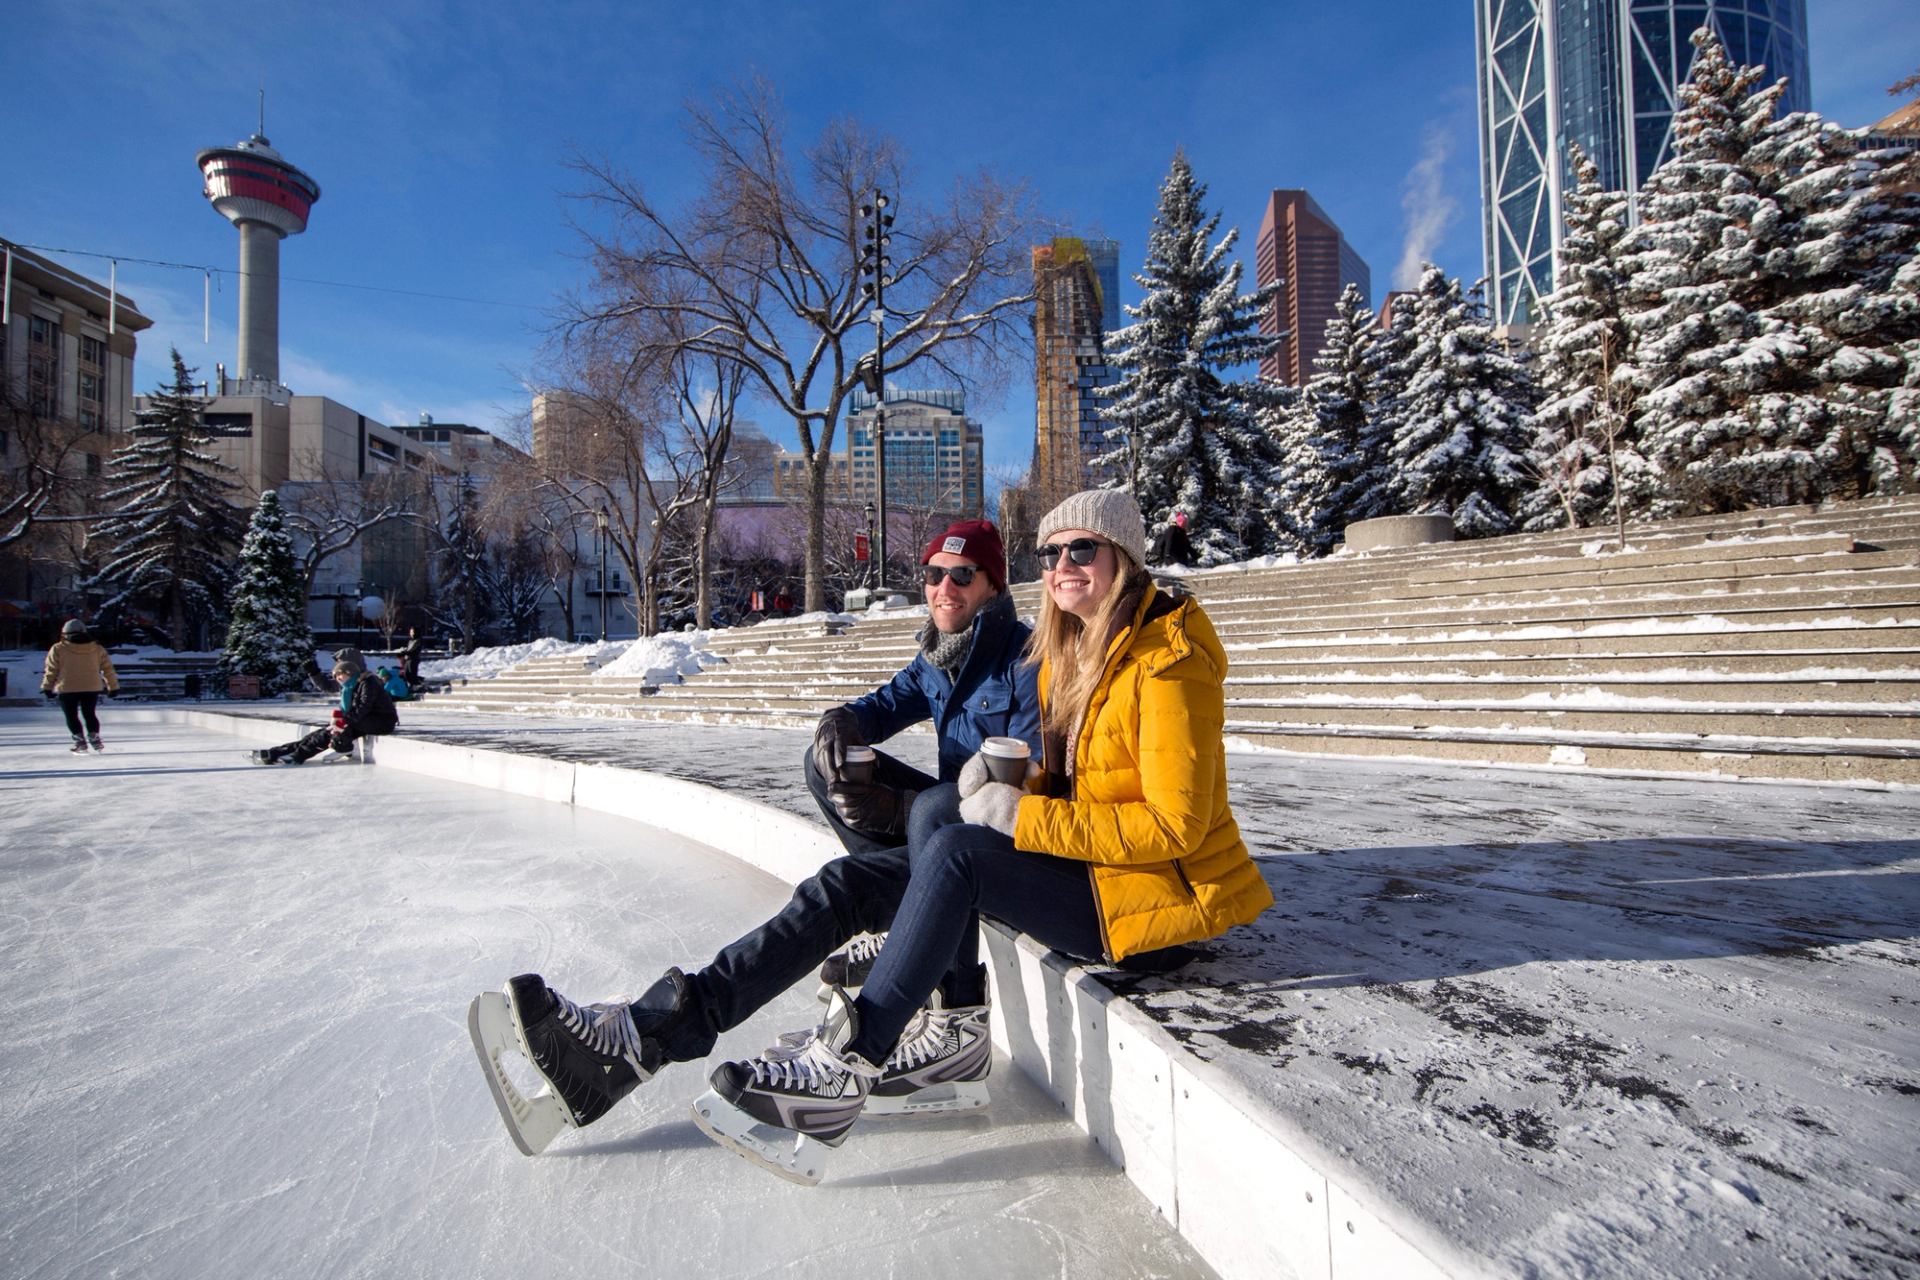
[980,736,1031,785]
[841,744,876,784]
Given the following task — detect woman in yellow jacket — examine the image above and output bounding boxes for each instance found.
[678,487,1272,1180]
[42,618,120,753]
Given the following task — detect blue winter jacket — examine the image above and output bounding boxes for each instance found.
[840,591,1041,782]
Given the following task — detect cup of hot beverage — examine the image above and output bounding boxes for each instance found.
[841,744,876,785]
[980,737,1031,785]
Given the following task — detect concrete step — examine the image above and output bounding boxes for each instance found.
[1221,699,1920,740]
[1228,622,1920,660]
[1206,591,1920,638]
[1226,648,1920,680]
[1220,673,1920,704]
[1222,722,1920,784]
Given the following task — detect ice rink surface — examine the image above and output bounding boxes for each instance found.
[0,714,1211,1279]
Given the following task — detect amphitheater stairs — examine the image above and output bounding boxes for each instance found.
[423,495,1920,784]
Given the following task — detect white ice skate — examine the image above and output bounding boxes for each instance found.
[467,991,573,1156]
[690,988,879,1185]
[865,1003,991,1117]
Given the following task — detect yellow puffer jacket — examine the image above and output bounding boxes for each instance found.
[42,640,119,695]
[1013,587,1272,960]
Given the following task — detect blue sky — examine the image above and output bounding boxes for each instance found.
[3,1,1911,479]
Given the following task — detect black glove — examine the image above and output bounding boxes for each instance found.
[102,688,116,699]
[43,690,56,702]
[811,707,865,783]
[827,781,916,839]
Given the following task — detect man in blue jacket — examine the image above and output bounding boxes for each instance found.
[806,517,1040,852]
[480,521,1042,1138]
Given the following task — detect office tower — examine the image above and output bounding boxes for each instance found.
[1030,237,1114,506]
[1255,191,1372,385]
[197,127,321,388]
[1475,0,1811,328]
[843,387,984,518]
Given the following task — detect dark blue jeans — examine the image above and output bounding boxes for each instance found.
[667,783,982,1064]
[802,744,938,855]
[57,692,101,739]
[846,783,1105,1065]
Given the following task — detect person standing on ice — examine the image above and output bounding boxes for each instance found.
[42,618,119,753]
[801,517,1040,993]
[475,490,1273,1183]
[251,650,397,765]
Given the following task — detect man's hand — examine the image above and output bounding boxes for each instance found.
[828,780,915,839]
[811,707,865,783]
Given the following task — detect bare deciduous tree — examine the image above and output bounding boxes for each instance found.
[561,80,1034,610]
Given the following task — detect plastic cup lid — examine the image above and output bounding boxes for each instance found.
[981,736,1030,758]
[843,745,876,763]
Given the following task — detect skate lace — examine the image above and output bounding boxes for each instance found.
[884,1006,986,1071]
[553,989,645,1072]
[846,932,886,964]
[746,1029,881,1091]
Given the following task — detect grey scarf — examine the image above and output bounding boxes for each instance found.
[919,590,1012,680]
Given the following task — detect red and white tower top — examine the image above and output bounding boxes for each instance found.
[196,127,320,388]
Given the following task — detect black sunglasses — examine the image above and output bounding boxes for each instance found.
[1036,538,1105,569]
[921,564,981,587]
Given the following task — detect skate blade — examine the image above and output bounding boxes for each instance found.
[689,1088,828,1186]
[468,992,571,1156]
[815,981,864,1004]
[865,1080,991,1117]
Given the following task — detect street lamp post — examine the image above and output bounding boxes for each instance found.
[858,190,894,594]
[863,500,876,590]
[594,507,609,642]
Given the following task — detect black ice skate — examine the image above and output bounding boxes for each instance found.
[69,736,88,754]
[468,970,685,1156]
[690,987,880,1185]
[816,930,886,1001]
[87,734,104,753]
[867,1002,991,1117]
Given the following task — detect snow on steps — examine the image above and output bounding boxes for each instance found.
[423,496,1920,784]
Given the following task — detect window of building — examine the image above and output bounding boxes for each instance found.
[29,315,55,346]
[86,453,101,476]
[80,335,107,366]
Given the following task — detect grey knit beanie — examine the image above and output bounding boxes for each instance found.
[1036,489,1148,568]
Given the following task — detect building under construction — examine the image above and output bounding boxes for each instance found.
[1028,237,1116,513]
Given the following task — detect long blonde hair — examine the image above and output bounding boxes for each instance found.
[1024,544,1150,738]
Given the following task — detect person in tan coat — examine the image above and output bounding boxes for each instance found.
[42,619,120,753]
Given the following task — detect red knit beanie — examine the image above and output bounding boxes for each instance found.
[920,518,1007,590]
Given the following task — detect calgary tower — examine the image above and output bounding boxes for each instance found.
[196,111,320,388]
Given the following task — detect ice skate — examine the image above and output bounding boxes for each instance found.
[690,987,879,1185]
[866,1001,991,1117]
[469,969,686,1156]
[68,736,88,754]
[88,735,104,753]
[816,930,886,1001]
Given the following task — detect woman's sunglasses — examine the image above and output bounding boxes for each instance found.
[921,564,981,587]
[1036,538,1105,570]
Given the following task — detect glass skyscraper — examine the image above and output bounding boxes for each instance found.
[1475,0,1810,328]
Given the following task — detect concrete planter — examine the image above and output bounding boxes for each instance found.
[1343,513,1455,552]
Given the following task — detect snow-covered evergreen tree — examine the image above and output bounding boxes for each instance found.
[91,348,242,649]
[1273,284,1380,556]
[219,490,315,694]
[1387,266,1534,537]
[1096,151,1282,563]
[1356,291,1417,524]
[1621,30,1920,512]
[1525,144,1650,530]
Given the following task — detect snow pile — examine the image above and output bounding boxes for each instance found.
[421,638,622,682]
[593,632,717,684]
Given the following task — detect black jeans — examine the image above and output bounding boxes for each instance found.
[266,725,367,763]
[58,692,101,739]
[846,782,1106,1065]
[802,744,939,855]
[666,785,982,1064]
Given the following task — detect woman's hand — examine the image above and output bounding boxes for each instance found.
[959,782,1022,836]
[957,752,990,798]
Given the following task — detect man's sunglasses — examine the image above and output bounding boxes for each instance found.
[921,564,982,587]
[1036,538,1105,569]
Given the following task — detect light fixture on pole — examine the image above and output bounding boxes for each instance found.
[857,190,894,593]
[594,507,610,642]
[863,500,876,589]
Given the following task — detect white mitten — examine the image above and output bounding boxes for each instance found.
[957,751,990,798]
[959,781,1022,836]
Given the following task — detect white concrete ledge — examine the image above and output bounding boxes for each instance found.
[137,707,1469,1280]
